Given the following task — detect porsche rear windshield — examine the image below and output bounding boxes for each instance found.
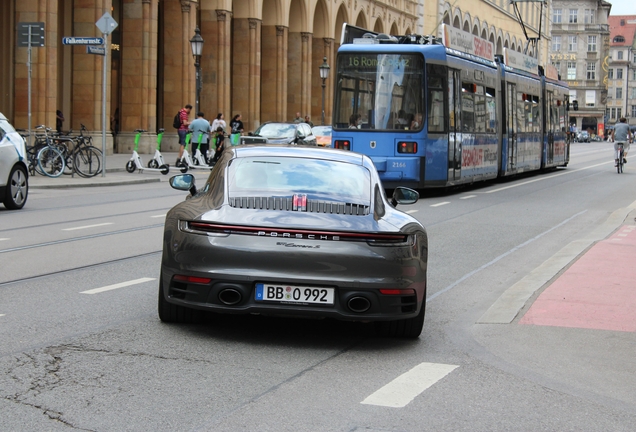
[228,157,371,201]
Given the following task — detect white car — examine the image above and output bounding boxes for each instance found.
[0,113,28,210]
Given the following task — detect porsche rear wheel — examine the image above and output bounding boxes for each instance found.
[157,275,201,323]
[375,301,425,339]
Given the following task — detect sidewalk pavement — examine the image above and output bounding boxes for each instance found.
[480,204,636,333]
[29,152,209,189]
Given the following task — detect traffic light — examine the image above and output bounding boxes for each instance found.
[572,100,579,111]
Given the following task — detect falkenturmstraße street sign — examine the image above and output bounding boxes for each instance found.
[62,37,104,45]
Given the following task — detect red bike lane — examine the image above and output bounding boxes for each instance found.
[520,224,636,332]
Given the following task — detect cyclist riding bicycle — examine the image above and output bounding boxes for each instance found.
[612,117,633,167]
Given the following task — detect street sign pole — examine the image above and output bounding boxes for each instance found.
[102,32,107,177]
[95,12,118,177]
[27,26,32,146]
[17,22,44,145]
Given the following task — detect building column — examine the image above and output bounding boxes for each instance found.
[216,10,232,118]
[181,0,196,111]
[119,0,158,153]
[14,0,60,130]
[232,17,261,132]
[277,26,288,121]
[199,5,231,120]
[1,1,15,119]
[324,38,335,125]
[159,0,195,152]
[301,32,312,119]
[261,24,287,122]
[287,31,302,121]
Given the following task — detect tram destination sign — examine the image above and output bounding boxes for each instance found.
[62,37,104,45]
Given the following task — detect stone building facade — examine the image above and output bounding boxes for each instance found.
[606,15,636,132]
[1,0,548,153]
[549,0,611,135]
[435,0,552,66]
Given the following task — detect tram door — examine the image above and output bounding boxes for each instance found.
[546,91,555,165]
[448,69,462,180]
[506,82,518,170]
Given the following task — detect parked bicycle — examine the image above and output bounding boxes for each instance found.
[32,125,66,178]
[55,124,103,178]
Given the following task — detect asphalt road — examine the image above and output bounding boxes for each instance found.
[1,142,635,431]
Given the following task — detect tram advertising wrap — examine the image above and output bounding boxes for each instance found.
[331,24,570,189]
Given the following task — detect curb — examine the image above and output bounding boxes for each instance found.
[30,177,161,189]
[477,203,636,324]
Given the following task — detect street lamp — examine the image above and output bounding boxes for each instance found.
[319,57,330,125]
[190,27,204,114]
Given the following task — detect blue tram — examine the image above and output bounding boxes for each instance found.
[331,24,570,189]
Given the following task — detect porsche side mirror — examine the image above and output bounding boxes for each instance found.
[391,186,419,206]
[169,174,197,196]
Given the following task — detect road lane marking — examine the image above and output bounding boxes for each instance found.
[80,277,156,295]
[429,210,587,302]
[0,238,9,242]
[460,195,476,199]
[361,362,459,408]
[63,223,114,231]
[151,214,166,218]
[430,202,450,207]
[406,210,418,214]
[484,161,609,193]
[0,314,5,317]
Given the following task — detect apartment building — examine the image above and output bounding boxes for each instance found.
[550,0,611,136]
[606,15,636,133]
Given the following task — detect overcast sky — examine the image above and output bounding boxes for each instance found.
[608,0,633,16]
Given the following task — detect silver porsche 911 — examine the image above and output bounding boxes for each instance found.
[159,145,428,338]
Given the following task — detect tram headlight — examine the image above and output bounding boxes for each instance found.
[397,142,417,154]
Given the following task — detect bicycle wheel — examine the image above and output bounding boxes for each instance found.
[73,146,102,178]
[37,146,65,178]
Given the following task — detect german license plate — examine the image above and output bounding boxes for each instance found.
[255,283,335,305]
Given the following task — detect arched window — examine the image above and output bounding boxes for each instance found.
[614,36,625,43]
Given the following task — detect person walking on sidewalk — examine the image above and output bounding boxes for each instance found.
[612,117,633,167]
[229,114,244,146]
[211,113,226,154]
[177,104,192,166]
[189,112,212,164]
[211,113,226,133]
[210,127,226,165]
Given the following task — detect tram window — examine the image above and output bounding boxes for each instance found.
[427,73,445,132]
[486,87,497,132]
[475,91,486,133]
[516,92,527,133]
[334,53,424,131]
[531,95,540,133]
[461,87,475,133]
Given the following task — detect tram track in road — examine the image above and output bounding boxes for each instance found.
[0,206,172,234]
[0,250,161,288]
[0,223,164,255]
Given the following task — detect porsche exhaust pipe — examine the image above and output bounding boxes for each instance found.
[347,296,371,313]
[218,288,242,305]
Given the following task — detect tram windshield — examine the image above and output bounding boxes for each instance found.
[334,53,424,131]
